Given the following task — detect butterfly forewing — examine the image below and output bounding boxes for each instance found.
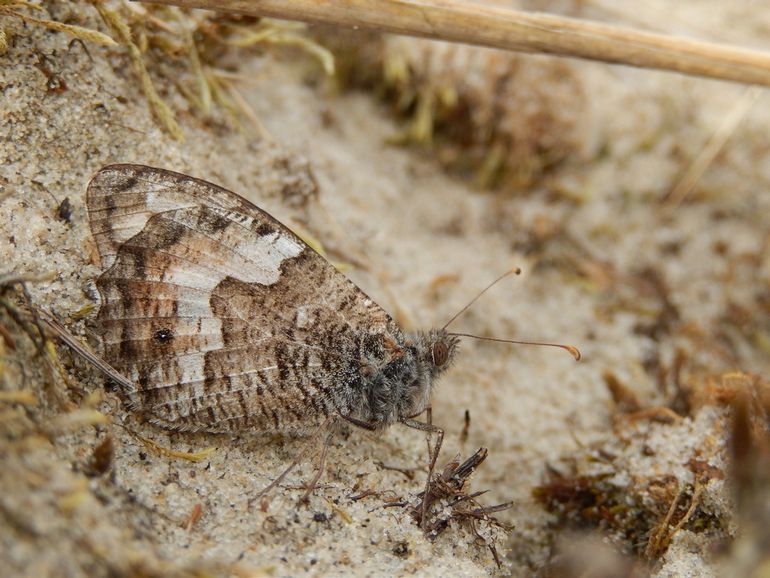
[87,165,396,432]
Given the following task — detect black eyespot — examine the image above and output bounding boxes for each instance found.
[154,328,173,343]
[432,342,449,367]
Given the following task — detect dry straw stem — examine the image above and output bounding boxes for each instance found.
[661,86,763,211]
[0,1,116,49]
[141,0,770,87]
[122,426,216,462]
[91,1,184,140]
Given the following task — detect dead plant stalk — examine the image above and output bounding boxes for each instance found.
[140,0,770,87]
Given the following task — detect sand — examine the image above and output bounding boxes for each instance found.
[2,1,769,576]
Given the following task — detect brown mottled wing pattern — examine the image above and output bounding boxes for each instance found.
[87,164,395,432]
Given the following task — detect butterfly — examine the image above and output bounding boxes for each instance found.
[86,164,460,437]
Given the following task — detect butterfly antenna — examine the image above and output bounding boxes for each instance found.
[442,267,521,330]
[448,333,581,361]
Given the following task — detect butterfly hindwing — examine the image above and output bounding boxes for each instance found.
[87,165,396,432]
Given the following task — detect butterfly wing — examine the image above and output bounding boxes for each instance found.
[87,164,396,432]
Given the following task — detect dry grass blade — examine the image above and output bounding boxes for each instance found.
[661,86,763,211]
[226,20,334,75]
[91,1,184,140]
[142,0,770,87]
[0,390,37,405]
[122,427,215,462]
[0,3,116,46]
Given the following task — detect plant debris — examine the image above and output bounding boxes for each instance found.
[386,447,513,567]
[89,2,335,139]
[0,1,116,54]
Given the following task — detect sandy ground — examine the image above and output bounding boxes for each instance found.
[2,1,770,577]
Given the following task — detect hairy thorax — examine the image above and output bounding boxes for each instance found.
[350,329,458,428]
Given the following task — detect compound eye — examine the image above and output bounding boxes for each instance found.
[432,342,449,367]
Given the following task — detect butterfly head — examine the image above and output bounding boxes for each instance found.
[393,329,460,420]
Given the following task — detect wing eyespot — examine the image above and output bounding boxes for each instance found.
[154,328,174,343]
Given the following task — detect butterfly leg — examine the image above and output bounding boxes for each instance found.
[250,415,334,507]
[299,429,335,504]
[344,412,445,528]
[400,412,445,530]
[340,413,379,431]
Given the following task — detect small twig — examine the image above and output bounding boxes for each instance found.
[183,503,203,532]
[408,447,509,531]
[625,406,683,424]
[447,489,489,508]
[669,482,705,537]
[450,447,488,481]
[459,409,471,444]
[455,501,515,518]
[349,488,379,501]
[375,460,421,480]
[645,482,705,559]
[283,483,334,491]
[141,0,770,87]
[470,518,503,569]
[646,485,684,559]
[378,500,408,510]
